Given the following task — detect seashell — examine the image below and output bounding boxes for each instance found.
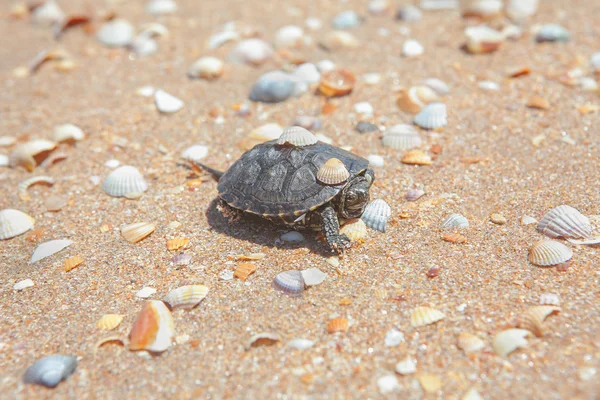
[382,124,422,150]
[45,194,67,212]
[414,103,447,129]
[163,285,209,310]
[129,300,175,352]
[277,126,318,147]
[0,136,16,146]
[317,158,349,185]
[207,30,239,49]
[405,188,425,201]
[97,314,125,331]
[402,150,432,165]
[396,86,439,113]
[30,239,73,263]
[9,139,57,172]
[136,287,156,299]
[537,205,592,240]
[361,199,391,233]
[396,5,422,21]
[228,39,273,66]
[187,57,224,80]
[245,332,280,350]
[528,239,573,267]
[316,60,336,73]
[441,213,469,229]
[281,231,305,242]
[166,237,188,251]
[102,166,148,197]
[354,102,374,116]
[181,144,208,161]
[461,0,503,18]
[63,255,84,272]
[18,176,55,201]
[136,85,155,97]
[172,253,192,266]
[292,63,321,85]
[332,11,362,30]
[377,375,400,394]
[402,39,424,57]
[478,80,499,91]
[272,270,305,296]
[492,328,531,357]
[249,123,283,144]
[14,279,34,291]
[539,293,560,306]
[300,268,327,287]
[384,328,405,347]
[121,222,156,243]
[395,356,417,375]
[145,0,177,15]
[505,0,538,22]
[591,52,600,72]
[52,124,84,143]
[443,233,467,243]
[566,236,600,245]
[219,270,234,280]
[502,24,523,40]
[340,219,368,242]
[274,25,305,48]
[249,71,297,103]
[463,388,484,400]
[286,338,315,350]
[235,253,266,261]
[521,215,537,225]
[327,317,349,333]
[318,69,356,97]
[0,209,35,240]
[319,31,360,51]
[138,23,170,38]
[535,24,570,43]
[96,19,134,47]
[410,306,445,327]
[155,90,184,113]
[367,154,384,167]
[418,374,442,393]
[423,78,450,95]
[23,355,77,388]
[519,305,560,337]
[129,34,158,56]
[457,332,485,353]
[31,0,64,26]
[526,95,550,110]
[234,262,257,281]
[465,25,504,54]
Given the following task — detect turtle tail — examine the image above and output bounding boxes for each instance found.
[191,161,224,181]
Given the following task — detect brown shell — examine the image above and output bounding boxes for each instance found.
[316,158,350,185]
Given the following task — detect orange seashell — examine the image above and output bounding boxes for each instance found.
[326,317,349,333]
[235,253,266,261]
[96,314,125,331]
[442,233,467,243]
[129,300,174,353]
[410,306,445,327]
[234,262,257,281]
[401,150,432,165]
[526,95,550,110]
[396,86,439,113]
[319,69,356,97]
[63,255,84,272]
[166,237,189,251]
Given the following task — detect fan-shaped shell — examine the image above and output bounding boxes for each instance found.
[340,218,368,241]
[277,126,318,147]
[120,222,156,243]
[519,305,560,337]
[441,213,469,229]
[317,158,350,185]
[361,199,391,233]
[0,209,35,240]
[163,285,209,309]
[528,240,573,267]
[96,314,125,331]
[23,354,77,388]
[102,166,148,197]
[414,103,447,129]
[234,262,257,281]
[326,317,349,333]
[382,124,422,150]
[129,300,174,352]
[537,205,592,239]
[272,270,305,296]
[492,329,530,357]
[410,306,445,327]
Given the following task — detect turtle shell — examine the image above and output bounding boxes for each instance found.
[217,140,369,219]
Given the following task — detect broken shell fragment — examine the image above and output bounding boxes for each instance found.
[0,209,35,240]
[163,285,209,310]
[441,213,469,229]
[519,306,561,337]
[395,356,417,375]
[340,218,368,241]
[402,150,432,165]
[521,215,537,225]
[52,124,84,143]
[228,39,273,66]
[286,338,315,350]
[129,300,175,353]
[540,293,560,306]
[443,233,467,243]
[18,176,55,201]
[9,139,57,172]
[300,268,327,287]
[234,262,257,281]
[317,158,350,185]
[14,279,34,291]
[277,126,318,147]
[245,332,280,350]
[187,56,224,80]
[461,0,503,18]
[30,239,73,263]
[102,166,148,197]
[413,103,447,129]
[327,317,349,333]
[410,306,445,327]
[155,90,184,113]
[405,188,425,201]
[402,39,424,57]
[23,355,77,388]
[492,328,531,357]
[121,222,156,243]
[382,124,422,150]
[272,270,305,296]
[537,205,592,240]
[528,240,573,267]
[361,199,391,233]
[63,255,84,272]
[319,31,360,51]
[526,96,550,110]
[457,332,485,353]
[166,237,188,251]
[465,25,504,54]
[318,69,356,97]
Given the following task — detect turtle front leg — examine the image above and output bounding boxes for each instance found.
[318,205,351,253]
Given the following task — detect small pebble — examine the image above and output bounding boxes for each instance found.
[145,0,177,15]
[478,81,499,91]
[332,11,361,29]
[377,375,400,394]
[396,5,422,22]
[368,154,384,167]
[135,287,157,298]
[355,122,379,134]
[0,155,8,167]
[402,39,424,57]
[384,328,405,347]
[316,60,336,73]
[281,231,305,243]
[96,19,134,47]
[105,159,120,169]
[354,102,373,116]
[490,213,507,225]
[305,17,322,31]
[155,90,184,113]
[249,71,297,103]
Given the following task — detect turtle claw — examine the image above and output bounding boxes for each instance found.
[327,234,352,253]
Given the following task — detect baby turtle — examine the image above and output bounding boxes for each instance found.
[196,127,374,252]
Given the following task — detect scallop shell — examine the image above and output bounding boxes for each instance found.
[340,218,368,242]
[163,285,209,310]
[187,56,224,80]
[277,126,318,147]
[414,103,447,129]
[102,166,148,197]
[96,314,125,331]
[465,25,504,54]
[326,317,349,333]
[30,239,73,263]
[166,237,188,251]
[318,69,356,97]
[441,213,469,229]
[120,222,156,243]
[405,188,425,201]
[23,354,77,388]
[129,300,174,352]
[317,158,349,185]
[457,332,485,353]
[272,270,305,296]
[537,205,592,240]
[401,150,432,165]
[382,124,422,150]
[528,240,573,267]
[519,305,561,337]
[155,90,184,113]
[492,328,531,357]
[234,262,257,281]
[63,255,84,272]
[9,139,57,172]
[0,209,35,240]
[319,31,360,51]
[361,199,391,233]
[52,124,84,143]
[410,306,445,327]
[245,332,280,350]
[395,356,417,375]
[301,268,327,287]
[18,176,55,201]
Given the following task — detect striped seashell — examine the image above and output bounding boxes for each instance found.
[519,305,560,337]
[441,213,469,229]
[537,205,592,240]
[326,317,349,333]
[163,285,209,310]
[566,236,600,245]
[63,255,84,272]
[23,354,77,388]
[410,306,445,327]
[52,124,85,143]
[457,332,485,353]
[492,328,531,357]
[245,332,280,350]
[96,314,125,331]
[129,300,174,352]
[405,188,425,201]
[0,209,35,240]
[18,176,55,201]
[401,150,432,165]
[166,237,188,251]
[340,218,368,242]
[30,239,73,263]
[528,239,573,267]
[102,166,148,197]
[277,126,318,147]
[464,25,504,54]
[120,222,156,243]
[317,158,349,185]
[234,262,257,281]
[9,139,57,172]
[382,124,422,150]
[272,270,305,296]
[361,199,391,233]
[414,103,447,129]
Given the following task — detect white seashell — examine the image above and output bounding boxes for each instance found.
[410,306,446,327]
[354,102,373,116]
[502,24,523,40]
[535,24,570,43]
[0,155,8,167]
[423,78,450,95]
[505,0,538,21]
[521,215,538,225]
[52,124,84,143]
[395,356,417,375]
[316,59,336,73]
[539,293,560,306]
[249,123,284,142]
[219,270,234,280]
[457,332,485,353]
[537,205,592,240]
[566,236,600,245]
[0,209,35,240]
[320,31,360,51]
[281,231,305,243]
[305,17,322,31]
[396,5,422,21]
[31,1,64,26]
[30,239,73,263]
[414,102,447,129]
[102,165,148,197]
[172,253,192,266]
[23,355,77,388]
[129,34,158,56]
[164,285,209,309]
[402,39,424,57]
[139,23,170,38]
[129,300,175,352]
[273,270,305,296]
[300,268,327,287]
[155,90,184,113]
[105,159,120,169]
[293,63,321,84]
[492,328,531,357]
[397,86,439,113]
[286,338,315,350]
[317,158,349,185]
[461,0,503,18]
[384,328,405,347]
[528,240,573,267]
[382,124,422,150]
[187,57,224,80]
[465,25,504,54]
[18,176,54,201]
[207,30,239,49]
[0,136,17,147]
[362,73,381,85]
[121,222,156,243]
[361,199,391,233]
[519,305,561,337]
[245,332,280,350]
[405,188,425,201]
[478,80,499,90]
[9,139,57,172]
[96,19,134,47]
[136,287,157,299]
[591,52,600,71]
[228,39,273,66]
[367,154,384,167]
[441,213,469,229]
[274,25,305,48]
[181,145,209,161]
[145,0,177,15]
[277,126,318,147]
[377,375,400,394]
[14,279,34,291]
[369,0,390,15]
[332,11,361,29]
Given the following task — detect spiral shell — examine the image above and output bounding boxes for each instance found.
[537,205,592,240]
[129,300,174,352]
[492,329,531,357]
[414,103,447,129]
[277,126,318,147]
[23,354,77,388]
[410,306,445,327]
[120,222,156,243]
[102,166,148,197]
[272,270,305,296]
[317,158,349,185]
[163,285,209,310]
[96,314,125,331]
[361,199,391,233]
[441,213,469,229]
[0,209,35,240]
[528,240,573,267]
[382,124,422,150]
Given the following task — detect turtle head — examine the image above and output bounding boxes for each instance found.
[339,169,374,218]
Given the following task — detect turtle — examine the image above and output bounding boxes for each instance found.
[195,127,375,252]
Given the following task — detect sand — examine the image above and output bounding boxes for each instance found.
[1,0,599,398]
